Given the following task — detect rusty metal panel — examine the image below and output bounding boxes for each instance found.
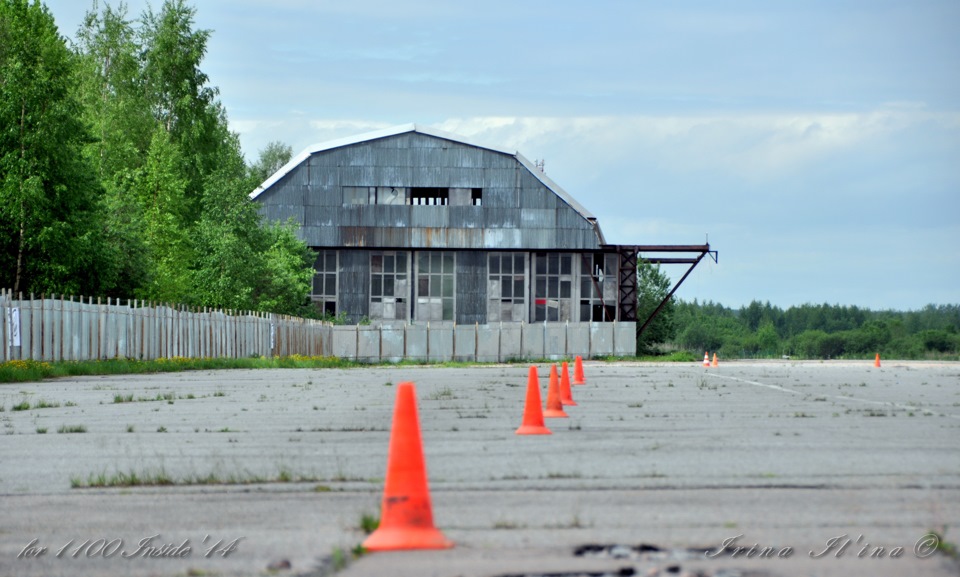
[409,228,447,249]
[443,228,483,248]
[341,227,369,247]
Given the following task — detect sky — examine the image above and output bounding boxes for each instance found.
[44,0,960,311]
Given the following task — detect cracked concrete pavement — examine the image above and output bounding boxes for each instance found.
[1,360,958,576]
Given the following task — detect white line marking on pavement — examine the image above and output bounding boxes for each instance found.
[704,372,960,420]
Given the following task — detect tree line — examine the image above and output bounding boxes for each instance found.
[667,300,960,360]
[1,0,311,315]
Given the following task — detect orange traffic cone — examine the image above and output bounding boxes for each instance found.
[363,382,454,551]
[712,353,718,367]
[560,361,577,406]
[516,366,551,435]
[573,355,586,385]
[543,365,568,418]
[703,352,711,367]
[874,353,881,368]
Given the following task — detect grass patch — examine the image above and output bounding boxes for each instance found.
[57,424,87,434]
[359,513,380,534]
[0,355,361,384]
[70,466,325,488]
[594,351,699,362]
[546,471,583,479]
[427,386,455,400]
[923,529,958,560]
[2,352,701,384]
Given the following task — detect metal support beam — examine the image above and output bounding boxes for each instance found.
[618,248,638,321]
[636,250,708,340]
[608,243,718,341]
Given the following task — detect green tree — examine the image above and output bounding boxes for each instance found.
[74,1,156,296]
[140,0,221,208]
[754,320,780,355]
[75,1,153,180]
[635,260,676,354]
[129,127,193,303]
[248,141,293,184]
[254,221,315,316]
[0,0,107,294]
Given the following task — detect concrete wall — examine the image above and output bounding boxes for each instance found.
[1,291,634,362]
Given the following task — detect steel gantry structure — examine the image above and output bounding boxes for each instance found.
[610,244,719,337]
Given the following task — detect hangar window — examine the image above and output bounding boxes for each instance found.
[370,251,409,320]
[343,186,409,205]
[415,252,455,321]
[533,253,574,322]
[345,186,481,206]
[410,187,449,205]
[487,253,526,322]
[580,253,618,321]
[311,250,338,316]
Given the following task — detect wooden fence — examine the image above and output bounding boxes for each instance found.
[1,289,636,363]
[0,290,330,362]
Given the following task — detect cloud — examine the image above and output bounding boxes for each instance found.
[432,107,960,185]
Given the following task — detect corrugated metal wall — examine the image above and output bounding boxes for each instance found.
[338,250,369,324]
[255,131,602,251]
[455,251,487,324]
